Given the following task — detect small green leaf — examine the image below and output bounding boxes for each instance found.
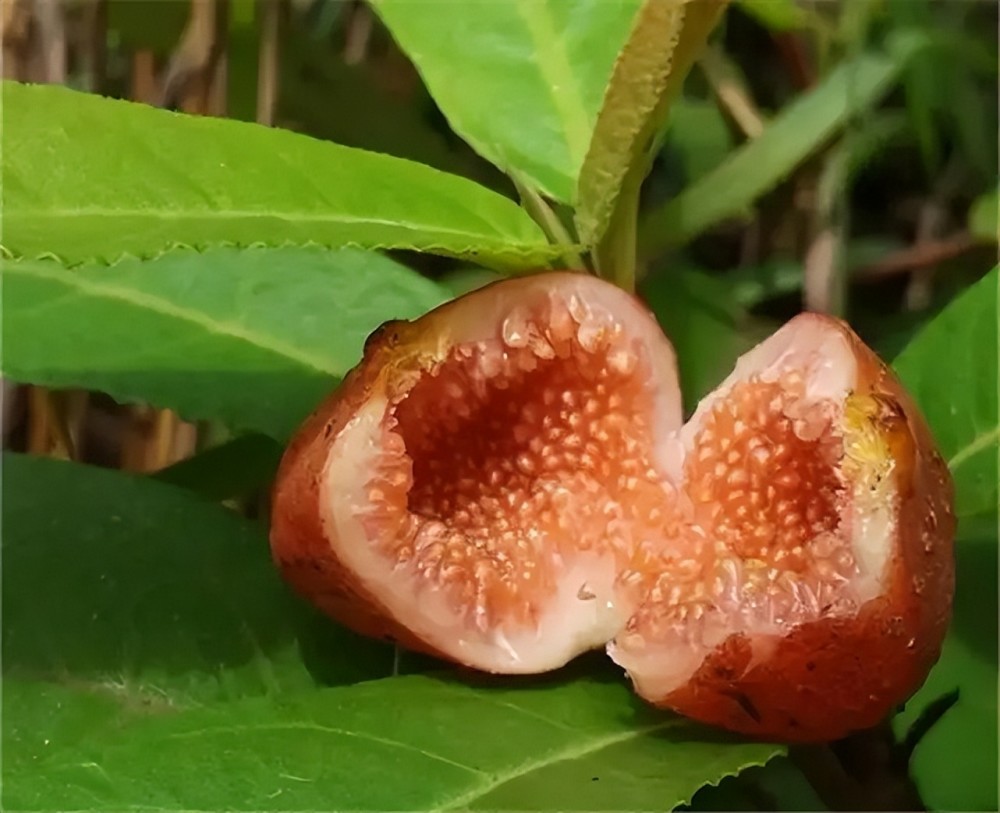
[1,453,398,704]
[969,188,998,243]
[372,0,642,203]
[1,82,554,271]
[4,670,782,811]
[1,247,449,440]
[639,35,925,253]
[576,0,729,247]
[893,266,999,521]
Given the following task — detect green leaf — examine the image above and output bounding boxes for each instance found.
[893,267,999,521]
[576,0,729,247]
[891,520,998,812]
[890,268,999,811]
[0,82,554,271]
[684,755,826,811]
[4,669,782,811]
[1,453,399,703]
[639,35,925,254]
[372,0,642,203]
[1,247,449,440]
[969,187,998,243]
[152,433,284,501]
[640,268,774,415]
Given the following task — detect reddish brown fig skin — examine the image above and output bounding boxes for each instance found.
[269,317,455,661]
[642,315,956,743]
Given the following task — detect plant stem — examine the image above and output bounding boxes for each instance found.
[510,172,586,271]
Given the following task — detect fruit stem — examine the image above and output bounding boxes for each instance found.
[511,171,587,272]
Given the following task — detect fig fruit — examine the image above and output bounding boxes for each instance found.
[270,271,955,742]
[270,272,684,672]
[609,313,955,741]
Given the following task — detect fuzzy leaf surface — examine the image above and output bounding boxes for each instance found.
[576,0,728,246]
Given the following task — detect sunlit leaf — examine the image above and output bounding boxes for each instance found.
[372,0,642,202]
[1,82,554,271]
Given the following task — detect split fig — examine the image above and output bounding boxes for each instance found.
[270,272,955,742]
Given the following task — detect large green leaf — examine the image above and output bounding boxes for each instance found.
[372,0,642,203]
[0,82,554,271]
[1,453,399,703]
[639,34,924,254]
[893,267,998,521]
[890,267,998,811]
[1,247,449,440]
[5,667,782,811]
[576,0,728,247]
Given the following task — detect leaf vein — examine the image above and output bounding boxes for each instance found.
[169,722,486,775]
[5,262,340,376]
[514,0,591,169]
[432,720,678,811]
[948,425,1000,472]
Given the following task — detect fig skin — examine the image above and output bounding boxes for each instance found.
[635,314,956,743]
[269,319,450,660]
